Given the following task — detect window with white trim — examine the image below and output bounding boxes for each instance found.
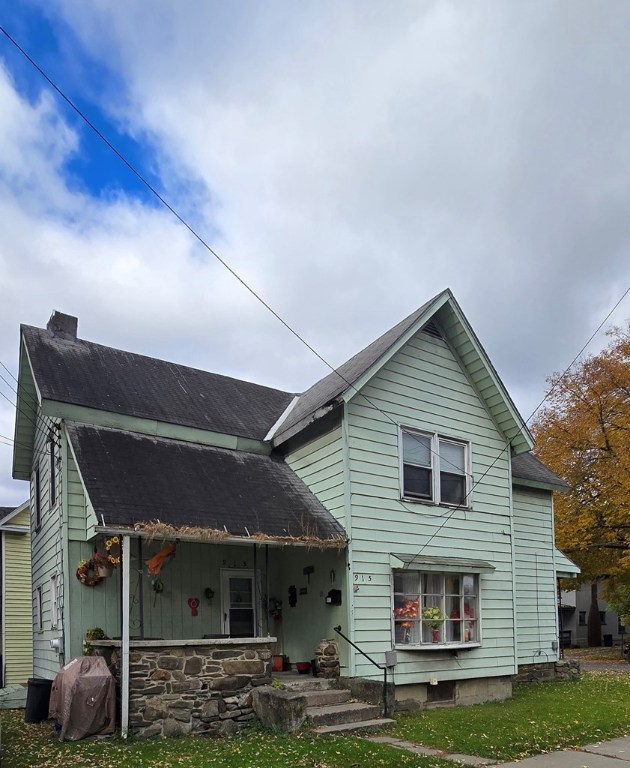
[393,570,479,647]
[401,428,470,506]
[35,585,43,632]
[50,575,59,629]
[49,437,57,508]
[34,465,42,531]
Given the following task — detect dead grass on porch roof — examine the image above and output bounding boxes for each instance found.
[133,521,347,549]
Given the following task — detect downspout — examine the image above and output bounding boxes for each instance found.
[341,402,355,676]
[507,446,519,674]
[121,534,131,739]
[550,496,560,660]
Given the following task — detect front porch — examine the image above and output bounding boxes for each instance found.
[75,534,348,736]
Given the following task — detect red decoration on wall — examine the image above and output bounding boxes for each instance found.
[187,597,200,617]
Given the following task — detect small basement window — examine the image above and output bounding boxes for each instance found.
[427,680,455,704]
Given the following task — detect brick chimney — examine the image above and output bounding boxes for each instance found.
[46,311,78,339]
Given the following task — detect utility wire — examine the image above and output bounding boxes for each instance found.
[0,26,468,481]
[523,285,630,423]
[2,24,629,569]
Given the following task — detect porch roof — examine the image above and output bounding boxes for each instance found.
[67,422,347,545]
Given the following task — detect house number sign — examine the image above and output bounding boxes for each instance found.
[354,574,372,582]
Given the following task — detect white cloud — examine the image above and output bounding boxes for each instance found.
[2,1,630,502]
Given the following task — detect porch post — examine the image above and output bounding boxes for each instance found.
[121,534,131,738]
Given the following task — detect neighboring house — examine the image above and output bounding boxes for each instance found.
[561,582,626,647]
[12,289,572,734]
[0,501,33,705]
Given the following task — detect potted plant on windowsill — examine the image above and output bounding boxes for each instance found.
[422,606,444,643]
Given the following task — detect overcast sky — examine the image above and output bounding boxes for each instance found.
[1,1,630,505]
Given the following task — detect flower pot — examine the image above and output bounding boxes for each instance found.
[272,655,284,673]
[432,629,440,643]
[295,661,311,675]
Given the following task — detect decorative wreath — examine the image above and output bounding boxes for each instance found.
[105,536,121,565]
[76,558,103,587]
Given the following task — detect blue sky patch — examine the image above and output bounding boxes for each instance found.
[1,3,161,206]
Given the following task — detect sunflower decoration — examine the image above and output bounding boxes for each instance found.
[105,536,121,566]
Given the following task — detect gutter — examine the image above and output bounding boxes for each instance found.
[94,527,348,549]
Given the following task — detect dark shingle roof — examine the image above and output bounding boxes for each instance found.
[66,423,347,541]
[23,326,294,441]
[0,507,16,522]
[511,452,569,491]
[273,294,440,443]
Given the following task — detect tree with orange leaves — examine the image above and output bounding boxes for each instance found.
[533,325,630,633]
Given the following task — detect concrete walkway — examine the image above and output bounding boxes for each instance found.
[368,734,630,767]
[497,736,630,767]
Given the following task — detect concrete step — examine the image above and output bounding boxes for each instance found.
[314,718,396,736]
[282,677,336,692]
[303,688,352,707]
[307,701,381,726]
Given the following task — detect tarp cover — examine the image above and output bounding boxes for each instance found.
[49,656,116,741]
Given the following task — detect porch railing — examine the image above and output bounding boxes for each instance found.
[333,625,392,718]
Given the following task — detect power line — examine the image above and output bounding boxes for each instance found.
[2,24,628,577]
[0,26,474,482]
[524,285,630,423]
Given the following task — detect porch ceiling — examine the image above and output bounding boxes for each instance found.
[67,422,347,544]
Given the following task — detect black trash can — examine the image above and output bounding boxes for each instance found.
[24,677,53,723]
[603,634,613,647]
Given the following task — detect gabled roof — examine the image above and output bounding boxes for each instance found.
[272,289,534,454]
[21,325,294,441]
[66,422,346,544]
[0,500,30,530]
[269,296,437,444]
[511,452,569,491]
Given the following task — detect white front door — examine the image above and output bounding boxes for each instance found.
[221,570,256,637]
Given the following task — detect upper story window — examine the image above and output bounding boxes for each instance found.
[393,570,479,647]
[49,436,57,508]
[401,427,470,506]
[34,465,41,531]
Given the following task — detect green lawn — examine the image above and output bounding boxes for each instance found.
[1,672,629,767]
[0,714,449,768]
[391,671,630,761]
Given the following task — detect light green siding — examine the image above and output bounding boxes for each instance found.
[30,409,64,679]
[513,487,559,665]
[3,507,33,684]
[285,425,346,528]
[67,450,90,542]
[12,345,38,480]
[267,546,347,667]
[346,330,515,684]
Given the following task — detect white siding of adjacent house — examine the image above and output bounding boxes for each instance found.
[345,330,516,684]
[513,486,559,665]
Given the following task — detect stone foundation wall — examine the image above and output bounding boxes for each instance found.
[94,640,273,738]
[513,659,580,683]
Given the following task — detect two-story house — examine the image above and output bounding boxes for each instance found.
[12,289,574,736]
